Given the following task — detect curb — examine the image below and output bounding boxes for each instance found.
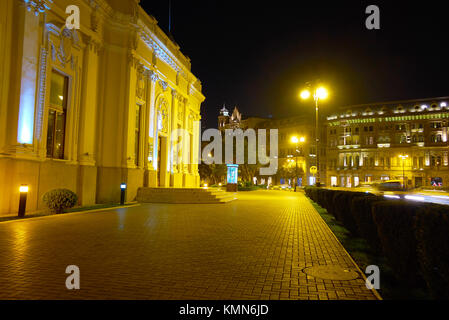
[305,195,383,300]
[0,203,141,225]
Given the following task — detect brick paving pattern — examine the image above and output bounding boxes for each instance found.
[0,191,380,300]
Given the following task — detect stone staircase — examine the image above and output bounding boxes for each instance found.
[136,187,237,204]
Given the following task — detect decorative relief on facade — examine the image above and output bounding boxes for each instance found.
[136,68,146,100]
[149,70,159,83]
[23,0,53,16]
[188,113,194,132]
[90,6,99,32]
[140,31,188,81]
[171,88,177,99]
[157,99,169,134]
[178,102,184,122]
[35,47,48,146]
[129,29,139,51]
[49,27,79,69]
[159,80,168,91]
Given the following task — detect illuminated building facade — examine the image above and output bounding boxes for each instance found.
[217,107,325,186]
[325,97,449,188]
[257,116,324,187]
[0,0,205,215]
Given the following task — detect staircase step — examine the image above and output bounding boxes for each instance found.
[137,187,237,204]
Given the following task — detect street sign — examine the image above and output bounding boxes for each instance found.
[310,166,317,175]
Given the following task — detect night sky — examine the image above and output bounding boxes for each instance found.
[140,0,449,128]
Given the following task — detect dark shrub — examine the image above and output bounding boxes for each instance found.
[332,191,365,235]
[309,187,319,202]
[372,201,426,286]
[42,189,78,214]
[351,195,385,254]
[322,189,338,211]
[415,204,449,298]
[304,186,313,198]
[316,188,328,207]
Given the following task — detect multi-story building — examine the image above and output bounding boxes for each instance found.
[325,97,449,188]
[0,0,205,215]
[217,106,325,186]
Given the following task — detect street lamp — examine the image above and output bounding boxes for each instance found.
[290,136,306,192]
[300,84,328,187]
[398,154,409,191]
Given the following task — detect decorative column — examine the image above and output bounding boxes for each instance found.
[77,37,101,205]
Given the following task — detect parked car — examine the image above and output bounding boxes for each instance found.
[377,180,403,191]
[269,184,292,191]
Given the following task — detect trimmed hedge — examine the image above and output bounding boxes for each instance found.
[303,187,449,296]
[372,201,426,287]
[42,189,78,214]
[415,204,449,298]
[350,195,384,254]
[331,191,366,235]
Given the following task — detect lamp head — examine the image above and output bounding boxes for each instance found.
[300,89,311,100]
[315,87,328,100]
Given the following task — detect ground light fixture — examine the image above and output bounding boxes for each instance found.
[18,184,29,217]
[120,183,127,205]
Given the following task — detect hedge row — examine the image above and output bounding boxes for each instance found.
[304,186,449,298]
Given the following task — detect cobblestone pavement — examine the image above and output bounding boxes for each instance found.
[0,191,380,300]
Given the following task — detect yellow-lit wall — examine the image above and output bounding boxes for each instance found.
[0,0,205,215]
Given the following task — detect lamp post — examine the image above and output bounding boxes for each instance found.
[300,84,328,187]
[399,155,408,191]
[120,183,127,205]
[290,136,306,192]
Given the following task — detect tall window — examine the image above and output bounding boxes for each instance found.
[135,104,142,166]
[47,71,68,159]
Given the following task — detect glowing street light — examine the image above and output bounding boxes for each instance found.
[300,90,311,100]
[300,83,329,186]
[398,154,409,191]
[316,87,329,100]
[18,184,29,217]
[120,183,127,205]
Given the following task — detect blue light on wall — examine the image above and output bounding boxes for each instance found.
[17,80,36,144]
[227,164,238,184]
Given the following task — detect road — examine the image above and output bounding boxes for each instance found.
[331,187,449,206]
[0,190,379,300]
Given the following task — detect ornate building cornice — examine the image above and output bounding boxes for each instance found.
[140,31,188,82]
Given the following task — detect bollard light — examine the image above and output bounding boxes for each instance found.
[18,184,29,217]
[120,183,126,205]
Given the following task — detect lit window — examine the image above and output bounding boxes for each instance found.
[46,71,68,159]
[135,104,142,166]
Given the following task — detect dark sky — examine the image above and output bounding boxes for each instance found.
[140,0,449,128]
